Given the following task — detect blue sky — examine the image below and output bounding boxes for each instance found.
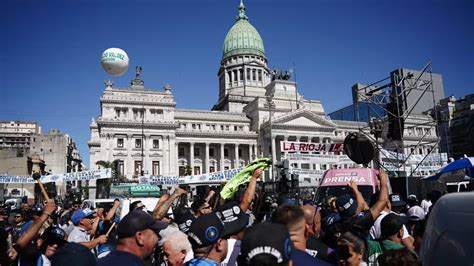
[1,0,473,168]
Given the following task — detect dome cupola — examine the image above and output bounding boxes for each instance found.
[222,0,265,59]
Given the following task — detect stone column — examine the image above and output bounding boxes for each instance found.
[205,143,210,173]
[234,144,239,168]
[190,142,195,175]
[249,144,253,162]
[220,143,225,171]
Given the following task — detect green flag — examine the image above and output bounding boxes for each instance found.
[220,158,272,200]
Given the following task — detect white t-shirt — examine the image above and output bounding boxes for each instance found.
[420,199,432,214]
[369,211,410,240]
[221,238,237,265]
[67,226,90,243]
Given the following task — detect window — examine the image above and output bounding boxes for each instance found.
[225,125,230,131]
[238,149,242,157]
[194,166,201,175]
[234,70,238,81]
[192,124,196,129]
[224,166,229,170]
[134,161,142,176]
[153,139,159,149]
[152,161,160,175]
[178,147,185,156]
[221,125,224,130]
[209,166,215,172]
[211,125,216,130]
[135,139,142,148]
[118,160,124,175]
[234,126,238,131]
[117,138,124,148]
[224,149,229,157]
[258,70,262,81]
[209,148,215,157]
[419,148,423,154]
[239,69,243,81]
[194,148,200,157]
[246,68,251,80]
[252,69,256,80]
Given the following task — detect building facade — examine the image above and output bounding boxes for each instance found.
[0,121,41,151]
[88,1,365,187]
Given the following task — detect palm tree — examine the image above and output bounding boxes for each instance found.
[95,159,120,199]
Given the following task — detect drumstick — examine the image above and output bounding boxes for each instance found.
[32,173,50,201]
[105,222,116,236]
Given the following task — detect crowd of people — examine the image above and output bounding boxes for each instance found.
[0,167,442,266]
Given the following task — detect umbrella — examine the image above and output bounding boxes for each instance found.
[424,157,474,182]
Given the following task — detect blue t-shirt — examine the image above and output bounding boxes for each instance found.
[97,250,144,266]
[185,258,220,266]
[291,249,332,266]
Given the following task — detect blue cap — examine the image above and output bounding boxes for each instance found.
[71,208,95,225]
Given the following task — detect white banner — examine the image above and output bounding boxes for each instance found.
[281,141,344,153]
[283,153,354,165]
[380,149,447,164]
[139,167,245,186]
[0,169,112,184]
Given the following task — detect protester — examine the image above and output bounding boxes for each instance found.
[367,214,411,264]
[96,199,121,258]
[185,213,229,266]
[271,205,331,265]
[173,206,196,234]
[51,242,98,266]
[14,200,61,266]
[376,247,419,266]
[190,198,213,218]
[98,210,168,266]
[419,192,432,215]
[388,194,407,216]
[152,187,187,221]
[301,204,335,263]
[68,208,107,249]
[406,206,425,235]
[217,201,249,266]
[160,229,193,266]
[336,231,367,266]
[238,222,293,266]
[406,195,418,208]
[369,192,414,249]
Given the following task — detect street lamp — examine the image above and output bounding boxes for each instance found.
[265,96,276,181]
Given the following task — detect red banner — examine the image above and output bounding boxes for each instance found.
[280,141,344,153]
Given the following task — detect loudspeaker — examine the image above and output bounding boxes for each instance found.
[343,132,375,165]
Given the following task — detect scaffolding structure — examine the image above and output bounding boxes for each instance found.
[352,62,445,188]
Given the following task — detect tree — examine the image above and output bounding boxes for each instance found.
[95,160,120,199]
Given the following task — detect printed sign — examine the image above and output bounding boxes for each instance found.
[281,141,344,153]
[139,167,244,186]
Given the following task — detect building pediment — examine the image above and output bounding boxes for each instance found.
[268,109,337,129]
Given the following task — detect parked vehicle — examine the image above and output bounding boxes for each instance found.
[313,168,390,205]
[421,192,474,265]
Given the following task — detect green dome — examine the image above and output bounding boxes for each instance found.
[222,1,265,59]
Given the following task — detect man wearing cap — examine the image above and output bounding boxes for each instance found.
[98,210,168,266]
[217,201,249,266]
[238,222,293,266]
[367,213,413,264]
[301,204,335,264]
[68,208,108,249]
[272,205,331,265]
[369,193,414,249]
[185,213,229,266]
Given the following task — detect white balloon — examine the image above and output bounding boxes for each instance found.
[100,48,129,76]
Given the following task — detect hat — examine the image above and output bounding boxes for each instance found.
[117,210,168,239]
[239,222,293,265]
[71,208,95,225]
[407,206,425,222]
[389,194,407,207]
[173,206,196,233]
[187,213,225,248]
[336,194,357,218]
[381,213,404,238]
[40,226,67,247]
[51,242,97,266]
[216,201,249,236]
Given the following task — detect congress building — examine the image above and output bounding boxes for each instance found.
[88,1,364,187]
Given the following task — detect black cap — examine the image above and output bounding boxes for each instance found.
[216,201,249,236]
[51,242,97,266]
[239,222,293,265]
[381,213,404,238]
[40,226,67,247]
[117,210,168,239]
[173,206,196,233]
[336,194,357,218]
[389,194,407,207]
[187,213,225,249]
